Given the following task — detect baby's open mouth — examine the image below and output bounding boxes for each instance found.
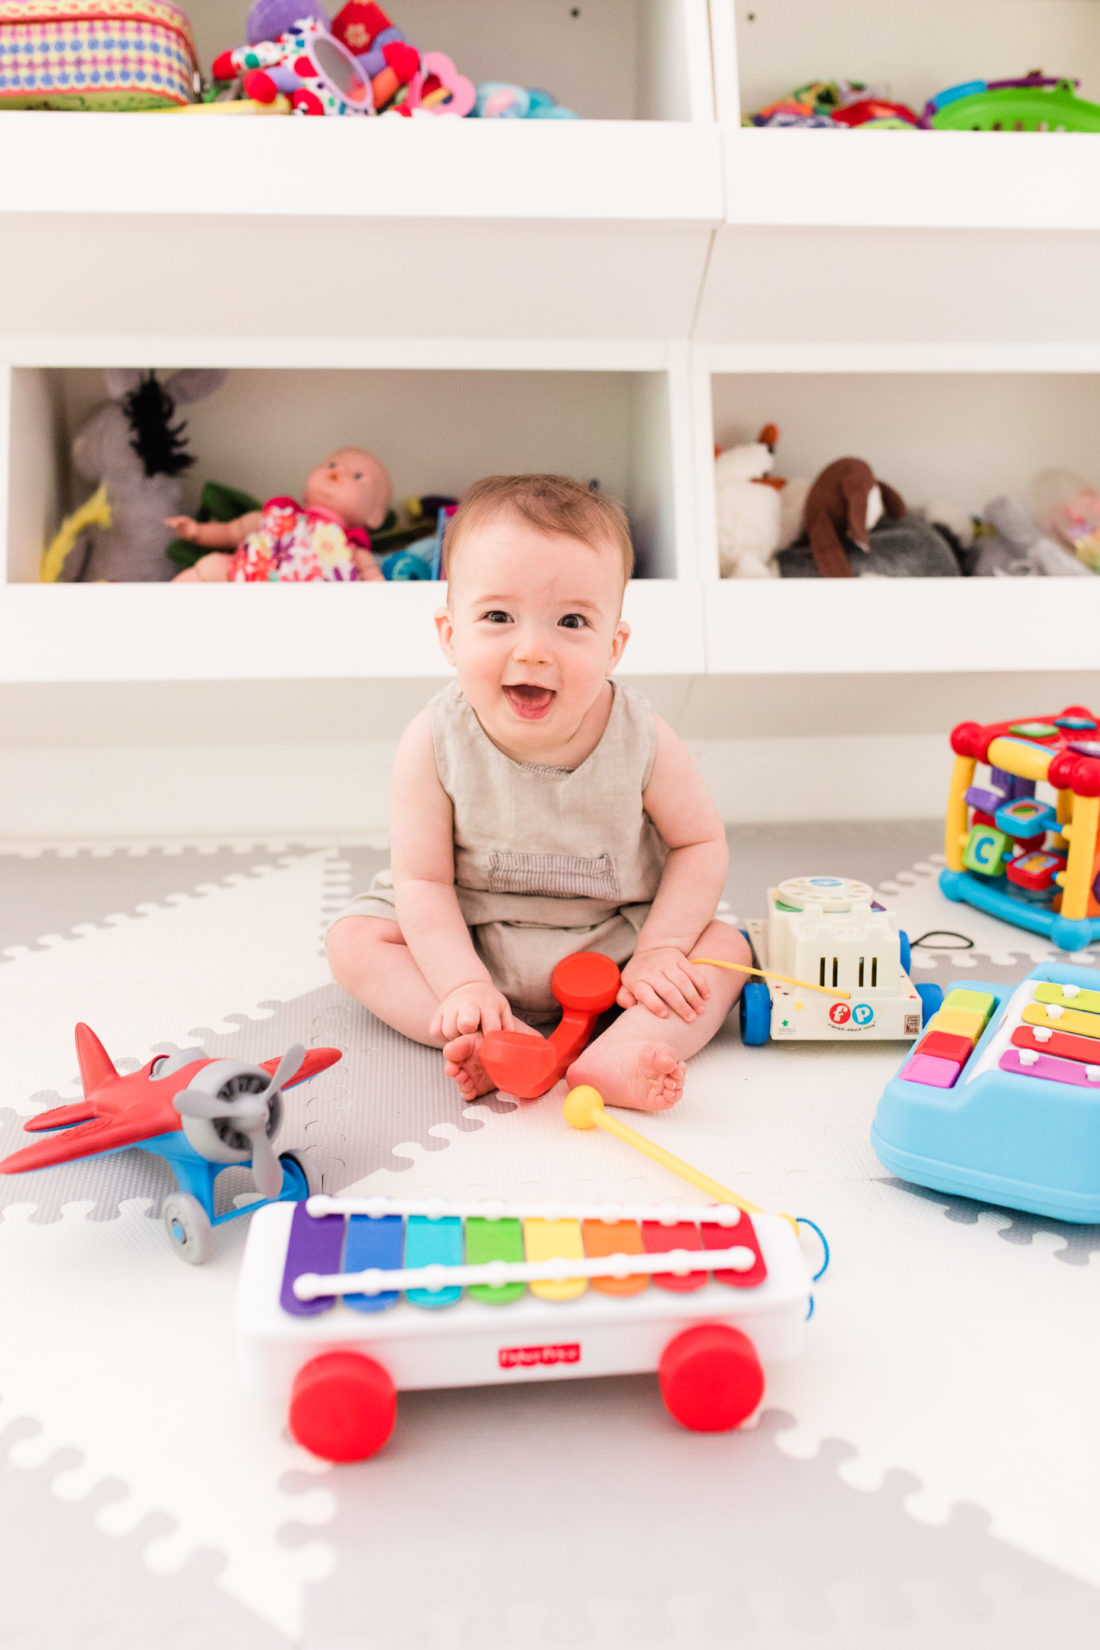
[503,684,555,719]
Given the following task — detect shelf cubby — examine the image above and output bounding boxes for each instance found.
[0,346,703,681]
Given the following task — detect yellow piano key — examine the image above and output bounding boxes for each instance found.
[523,1218,586,1301]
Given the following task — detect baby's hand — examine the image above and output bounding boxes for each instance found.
[430,981,516,1042]
[618,947,711,1023]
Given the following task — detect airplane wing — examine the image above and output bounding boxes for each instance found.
[22,1099,99,1132]
[0,1115,177,1175]
[258,1047,342,1087]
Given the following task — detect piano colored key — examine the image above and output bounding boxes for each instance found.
[523,1218,586,1301]
[343,1213,402,1313]
[1000,1048,1100,1088]
[280,1201,344,1317]
[582,1218,647,1297]
[641,1220,707,1292]
[465,1216,525,1304]
[405,1214,463,1308]
[1022,1002,1100,1040]
[1013,1023,1100,1065]
[1034,981,1100,1017]
[701,1213,768,1288]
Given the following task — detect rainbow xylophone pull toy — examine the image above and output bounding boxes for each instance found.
[236,1085,823,1462]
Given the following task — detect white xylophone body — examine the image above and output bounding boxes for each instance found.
[236,1194,813,1460]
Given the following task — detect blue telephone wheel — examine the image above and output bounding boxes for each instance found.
[739,979,772,1046]
[916,981,943,1023]
[899,929,912,975]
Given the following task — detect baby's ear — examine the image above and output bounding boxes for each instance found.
[434,604,457,664]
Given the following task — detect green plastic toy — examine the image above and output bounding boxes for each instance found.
[921,73,1100,132]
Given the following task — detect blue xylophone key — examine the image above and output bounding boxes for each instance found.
[280,1201,345,1318]
[405,1214,463,1308]
[343,1213,403,1313]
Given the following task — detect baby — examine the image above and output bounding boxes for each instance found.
[168,447,392,583]
[326,473,751,1112]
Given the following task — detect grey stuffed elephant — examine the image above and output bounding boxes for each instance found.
[60,367,226,582]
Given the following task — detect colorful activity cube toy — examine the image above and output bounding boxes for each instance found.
[871,961,1100,1222]
[941,707,1100,951]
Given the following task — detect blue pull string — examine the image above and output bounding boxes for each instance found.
[796,1216,830,1281]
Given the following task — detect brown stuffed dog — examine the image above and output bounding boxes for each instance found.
[801,457,906,577]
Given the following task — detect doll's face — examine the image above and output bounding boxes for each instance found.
[304,448,392,529]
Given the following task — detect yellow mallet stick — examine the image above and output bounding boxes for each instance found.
[691,956,850,1002]
[563,1085,798,1235]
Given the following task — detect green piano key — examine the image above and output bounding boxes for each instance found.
[1034,981,1100,1017]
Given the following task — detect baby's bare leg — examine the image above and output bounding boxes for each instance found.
[566,921,751,1113]
[327,915,446,1046]
[326,915,540,1100]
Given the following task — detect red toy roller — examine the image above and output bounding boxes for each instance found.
[479,952,621,1099]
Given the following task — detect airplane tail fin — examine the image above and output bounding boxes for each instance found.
[74,1023,119,1096]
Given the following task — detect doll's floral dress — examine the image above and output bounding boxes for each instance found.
[227,498,381,582]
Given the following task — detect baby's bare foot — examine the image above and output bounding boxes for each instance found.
[567,1039,685,1113]
[442,1033,497,1101]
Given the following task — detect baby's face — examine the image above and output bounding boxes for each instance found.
[304,448,392,530]
[436,512,629,758]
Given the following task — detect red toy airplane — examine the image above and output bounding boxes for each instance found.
[0,1024,342,1261]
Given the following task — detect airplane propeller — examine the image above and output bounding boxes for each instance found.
[173,1043,306,1198]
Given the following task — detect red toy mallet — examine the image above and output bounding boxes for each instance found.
[479,952,621,1099]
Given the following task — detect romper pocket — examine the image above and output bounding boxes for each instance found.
[487,851,622,901]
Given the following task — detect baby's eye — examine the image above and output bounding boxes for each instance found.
[559,613,588,630]
[481,610,512,624]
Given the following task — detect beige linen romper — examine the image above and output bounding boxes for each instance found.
[335,678,668,1020]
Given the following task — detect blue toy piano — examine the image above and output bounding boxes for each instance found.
[871,961,1100,1222]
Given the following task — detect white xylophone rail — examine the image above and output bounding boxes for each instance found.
[294,1245,758,1303]
[305,1194,746,1226]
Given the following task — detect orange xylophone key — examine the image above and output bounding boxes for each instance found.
[582,1218,647,1296]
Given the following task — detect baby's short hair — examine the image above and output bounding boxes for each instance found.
[442,474,634,586]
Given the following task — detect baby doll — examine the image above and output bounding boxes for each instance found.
[168,447,393,582]
[326,472,751,1114]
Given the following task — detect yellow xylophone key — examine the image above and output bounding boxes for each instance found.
[582,1219,647,1297]
[1022,1002,1100,1040]
[523,1218,586,1301]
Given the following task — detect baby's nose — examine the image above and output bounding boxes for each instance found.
[513,626,552,661]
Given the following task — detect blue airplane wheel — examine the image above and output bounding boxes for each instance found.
[739,979,771,1046]
[279,1150,315,1198]
[899,929,912,975]
[163,1192,212,1265]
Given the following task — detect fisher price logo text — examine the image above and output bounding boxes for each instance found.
[499,1342,581,1369]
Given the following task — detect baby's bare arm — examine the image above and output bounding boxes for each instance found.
[619,717,729,1020]
[390,710,500,1009]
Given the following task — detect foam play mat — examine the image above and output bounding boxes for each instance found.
[1,822,1098,1649]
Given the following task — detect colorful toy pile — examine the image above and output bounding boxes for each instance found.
[211,2,578,119]
[940,707,1100,951]
[745,69,1100,132]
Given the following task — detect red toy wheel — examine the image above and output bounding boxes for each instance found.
[658,1324,764,1432]
[288,1352,396,1462]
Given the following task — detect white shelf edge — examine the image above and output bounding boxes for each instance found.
[0,580,704,684]
[723,128,1100,232]
[698,342,1100,375]
[0,115,724,224]
[703,578,1100,676]
[0,338,678,372]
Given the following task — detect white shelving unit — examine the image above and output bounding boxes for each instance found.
[1,0,1099,835]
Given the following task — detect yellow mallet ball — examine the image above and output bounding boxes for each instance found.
[563,1085,606,1130]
